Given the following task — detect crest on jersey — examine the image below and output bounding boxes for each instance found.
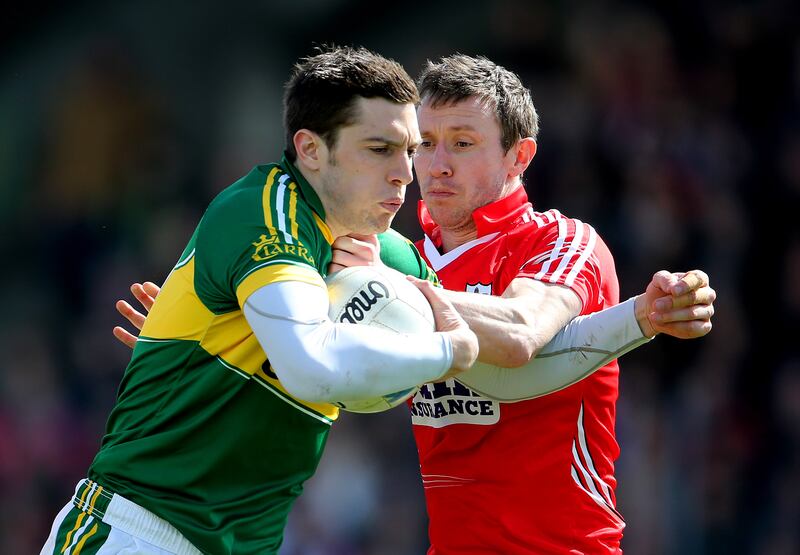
[252,231,314,264]
[465,281,492,296]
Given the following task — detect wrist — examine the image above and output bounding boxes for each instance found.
[633,294,657,338]
[444,328,479,374]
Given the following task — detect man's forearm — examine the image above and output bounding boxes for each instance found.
[442,285,580,368]
[456,297,652,401]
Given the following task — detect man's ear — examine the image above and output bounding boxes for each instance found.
[508,137,537,178]
[294,129,326,171]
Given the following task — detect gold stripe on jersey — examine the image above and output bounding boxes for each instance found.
[288,182,299,240]
[263,168,301,246]
[267,165,330,246]
[314,213,334,245]
[235,262,325,308]
[262,167,280,234]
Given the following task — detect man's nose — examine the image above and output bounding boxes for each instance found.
[389,153,414,186]
[428,144,453,178]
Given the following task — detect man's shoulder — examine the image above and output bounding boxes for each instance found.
[203,164,316,230]
[207,164,280,212]
[503,208,609,248]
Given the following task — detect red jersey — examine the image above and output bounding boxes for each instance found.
[411,186,624,554]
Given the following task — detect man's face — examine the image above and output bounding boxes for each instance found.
[318,97,420,236]
[415,96,517,233]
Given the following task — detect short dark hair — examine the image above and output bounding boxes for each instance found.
[417,54,539,151]
[283,46,419,161]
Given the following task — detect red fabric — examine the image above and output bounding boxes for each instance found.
[412,187,624,554]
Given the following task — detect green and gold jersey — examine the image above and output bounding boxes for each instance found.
[88,156,436,554]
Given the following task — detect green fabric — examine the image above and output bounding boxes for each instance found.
[377,228,439,285]
[51,506,111,554]
[86,159,437,554]
[194,162,331,314]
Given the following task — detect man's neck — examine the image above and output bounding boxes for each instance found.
[440,225,478,253]
[436,181,520,253]
[296,163,349,238]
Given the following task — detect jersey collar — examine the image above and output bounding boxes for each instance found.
[280,154,327,220]
[418,185,532,246]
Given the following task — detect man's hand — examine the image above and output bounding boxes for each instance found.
[113,282,160,348]
[328,234,382,274]
[409,276,479,380]
[634,270,716,339]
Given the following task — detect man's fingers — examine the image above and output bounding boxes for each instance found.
[330,249,371,269]
[331,234,379,254]
[646,269,715,339]
[131,283,156,312]
[329,234,381,267]
[142,281,161,300]
[651,319,713,339]
[327,263,346,274]
[671,269,709,296]
[655,286,716,311]
[408,275,437,304]
[407,276,463,332]
[347,233,380,247]
[112,326,138,349]
[116,300,147,330]
[650,269,710,297]
[651,303,715,324]
[650,270,682,293]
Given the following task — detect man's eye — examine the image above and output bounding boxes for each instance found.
[420,141,433,148]
[370,147,389,154]
[456,141,473,148]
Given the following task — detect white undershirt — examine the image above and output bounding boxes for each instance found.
[456,297,652,401]
[243,280,452,403]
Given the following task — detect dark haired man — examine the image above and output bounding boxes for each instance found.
[39,46,480,555]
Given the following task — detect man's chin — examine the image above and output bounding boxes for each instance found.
[352,215,394,235]
[425,206,469,230]
[375,212,397,233]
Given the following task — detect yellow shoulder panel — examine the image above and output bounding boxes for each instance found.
[235,262,325,308]
[140,258,213,340]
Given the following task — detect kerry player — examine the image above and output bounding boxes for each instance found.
[40,47,480,555]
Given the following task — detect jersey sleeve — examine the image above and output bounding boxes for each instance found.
[378,229,439,285]
[517,217,605,313]
[195,170,326,314]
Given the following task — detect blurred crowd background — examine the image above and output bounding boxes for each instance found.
[1,0,798,553]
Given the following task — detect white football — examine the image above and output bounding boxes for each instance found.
[325,265,435,413]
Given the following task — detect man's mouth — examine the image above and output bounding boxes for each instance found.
[379,198,403,212]
[425,189,456,199]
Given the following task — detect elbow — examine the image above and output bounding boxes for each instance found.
[500,310,544,367]
[273,359,335,404]
[505,346,535,369]
[282,380,332,404]
[502,333,539,368]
